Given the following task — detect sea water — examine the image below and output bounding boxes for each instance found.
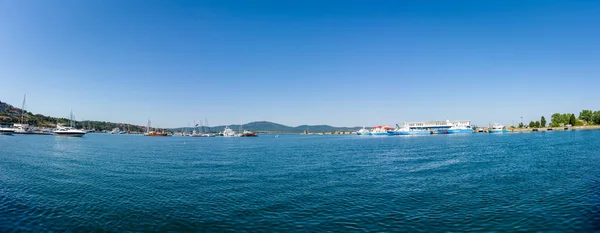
[1,131,599,232]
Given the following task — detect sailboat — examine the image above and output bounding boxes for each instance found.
[14,94,33,134]
[201,118,217,137]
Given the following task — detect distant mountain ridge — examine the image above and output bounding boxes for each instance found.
[171,121,362,133]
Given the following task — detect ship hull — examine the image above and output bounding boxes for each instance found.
[54,132,85,137]
[400,131,431,135]
[438,129,473,134]
[488,129,509,133]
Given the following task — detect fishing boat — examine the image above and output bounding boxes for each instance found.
[54,123,86,137]
[488,123,509,133]
[240,130,258,137]
[438,120,473,134]
[356,127,370,135]
[0,127,16,135]
[144,119,169,136]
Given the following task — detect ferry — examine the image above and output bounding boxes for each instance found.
[488,123,509,133]
[438,120,473,134]
[400,121,453,135]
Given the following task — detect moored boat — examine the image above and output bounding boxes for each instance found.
[370,126,393,136]
[438,120,473,134]
[400,121,452,135]
[356,127,370,135]
[221,126,238,137]
[488,123,509,133]
[240,130,258,137]
[144,119,170,136]
[0,127,16,135]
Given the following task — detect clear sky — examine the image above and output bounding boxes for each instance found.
[1,0,599,128]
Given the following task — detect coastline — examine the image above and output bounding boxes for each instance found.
[508,125,600,132]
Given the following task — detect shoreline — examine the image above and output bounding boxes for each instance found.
[508,125,600,133]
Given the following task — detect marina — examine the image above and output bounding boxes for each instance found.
[2,130,599,232]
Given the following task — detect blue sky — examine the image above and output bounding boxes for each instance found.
[1,0,599,128]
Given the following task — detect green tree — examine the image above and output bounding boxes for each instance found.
[593,111,600,125]
[579,110,593,123]
[529,121,535,128]
[518,122,524,128]
[535,121,540,128]
[551,113,563,125]
[569,114,577,126]
[540,116,546,127]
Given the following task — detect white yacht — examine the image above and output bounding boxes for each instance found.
[0,127,16,135]
[489,123,509,133]
[356,127,370,135]
[54,124,86,137]
[221,126,238,137]
[109,128,121,134]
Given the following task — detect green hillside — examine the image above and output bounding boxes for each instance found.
[0,100,146,132]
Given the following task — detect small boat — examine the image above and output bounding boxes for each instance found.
[488,123,509,133]
[0,127,16,135]
[240,130,258,137]
[53,124,86,137]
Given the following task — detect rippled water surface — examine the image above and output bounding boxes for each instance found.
[1,131,600,232]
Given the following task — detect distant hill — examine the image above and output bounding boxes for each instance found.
[1,100,361,133]
[172,121,362,133]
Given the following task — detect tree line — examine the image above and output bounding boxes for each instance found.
[521,110,600,128]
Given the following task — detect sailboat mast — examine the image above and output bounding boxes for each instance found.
[70,110,74,127]
[21,94,26,124]
[205,118,209,133]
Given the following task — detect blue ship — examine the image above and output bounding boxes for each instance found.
[437,120,473,134]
